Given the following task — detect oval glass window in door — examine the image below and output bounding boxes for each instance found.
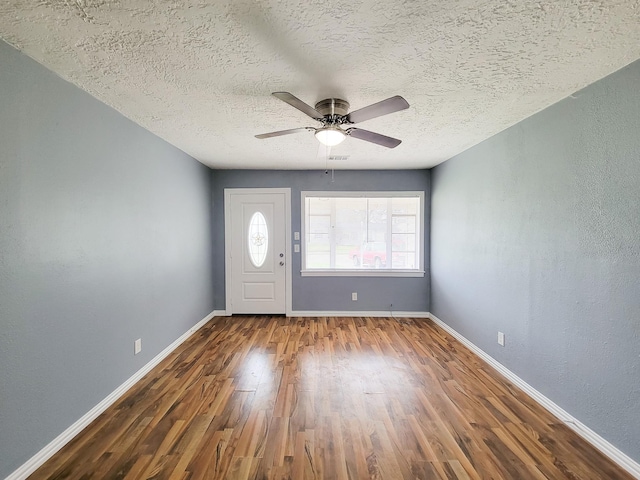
[248,211,268,267]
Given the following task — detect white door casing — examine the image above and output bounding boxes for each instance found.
[224,188,291,315]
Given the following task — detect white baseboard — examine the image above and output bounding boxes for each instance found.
[290,310,431,318]
[213,309,230,316]
[428,312,640,479]
[6,310,216,480]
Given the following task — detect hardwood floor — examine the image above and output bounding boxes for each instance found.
[30,316,632,479]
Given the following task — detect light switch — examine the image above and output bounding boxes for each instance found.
[294,232,300,240]
[294,244,300,253]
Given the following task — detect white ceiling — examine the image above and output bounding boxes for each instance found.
[1,0,639,170]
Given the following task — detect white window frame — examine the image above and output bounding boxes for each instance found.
[301,191,425,277]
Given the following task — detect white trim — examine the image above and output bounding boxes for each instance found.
[224,188,292,316]
[301,269,425,277]
[290,310,431,318]
[428,312,640,479]
[6,310,216,480]
[301,190,425,197]
[284,190,293,316]
[213,309,230,316]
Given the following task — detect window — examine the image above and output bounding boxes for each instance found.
[301,191,424,277]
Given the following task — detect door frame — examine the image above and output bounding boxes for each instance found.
[224,188,292,316]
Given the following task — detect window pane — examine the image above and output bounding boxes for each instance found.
[392,233,416,251]
[366,198,387,244]
[392,197,418,214]
[307,213,330,268]
[392,215,416,234]
[307,250,330,268]
[333,197,366,269]
[391,252,416,269]
[309,215,330,235]
[309,197,331,214]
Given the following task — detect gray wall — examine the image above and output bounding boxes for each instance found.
[212,170,431,312]
[0,41,215,477]
[431,60,640,461]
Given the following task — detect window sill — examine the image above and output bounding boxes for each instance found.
[301,269,425,278]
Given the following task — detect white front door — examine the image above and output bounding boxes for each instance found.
[225,189,290,314]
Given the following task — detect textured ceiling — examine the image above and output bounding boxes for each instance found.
[1,1,640,170]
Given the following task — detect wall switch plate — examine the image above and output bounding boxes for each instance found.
[294,232,300,240]
[134,338,142,355]
[498,332,505,346]
[294,244,300,253]
[352,292,357,301]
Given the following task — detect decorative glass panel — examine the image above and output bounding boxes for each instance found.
[248,212,268,267]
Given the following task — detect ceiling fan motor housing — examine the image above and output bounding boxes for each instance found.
[314,98,350,118]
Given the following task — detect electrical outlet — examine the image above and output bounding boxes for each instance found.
[352,292,357,301]
[497,332,505,346]
[134,338,142,355]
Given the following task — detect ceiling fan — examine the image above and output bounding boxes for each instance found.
[255,92,409,148]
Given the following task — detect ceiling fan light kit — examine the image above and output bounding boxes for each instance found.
[256,92,409,148]
[315,126,346,146]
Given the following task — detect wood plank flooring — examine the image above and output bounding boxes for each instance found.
[29,316,632,479]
